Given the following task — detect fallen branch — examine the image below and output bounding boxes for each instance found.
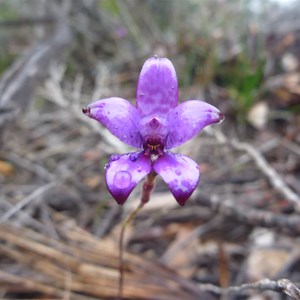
[196,192,300,236]
[209,129,300,210]
[231,139,300,210]
[198,278,300,299]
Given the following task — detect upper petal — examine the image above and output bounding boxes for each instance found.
[166,100,224,149]
[83,98,142,148]
[105,152,152,205]
[153,152,200,206]
[136,57,178,117]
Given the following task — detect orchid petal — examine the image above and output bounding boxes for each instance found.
[165,100,224,149]
[153,152,200,205]
[83,98,142,148]
[105,152,152,205]
[136,57,178,117]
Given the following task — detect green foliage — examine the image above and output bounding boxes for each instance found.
[99,0,119,15]
[287,104,300,114]
[0,52,16,74]
[183,50,197,87]
[0,0,19,20]
[0,1,19,74]
[218,55,265,113]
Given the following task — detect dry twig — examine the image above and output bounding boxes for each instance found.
[0,182,56,224]
[0,22,72,133]
[198,278,300,299]
[196,192,300,236]
[231,140,300,210]
[210,129,300,210]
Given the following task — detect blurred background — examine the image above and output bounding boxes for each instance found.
[0,0,300,299]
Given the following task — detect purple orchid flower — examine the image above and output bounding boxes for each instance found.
[83,57,224,206]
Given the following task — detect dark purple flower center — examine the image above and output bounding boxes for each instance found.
[139,115,167,156]
[143,136,164,156]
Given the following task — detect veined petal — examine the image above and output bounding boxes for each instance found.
[166,100,224,149]
[136,57,178,117]
[105,152,152,205]
[83,98,142,148]
[153,152,200,206]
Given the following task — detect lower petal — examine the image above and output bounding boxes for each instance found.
[105,152,152,205]
[153,152,200,206]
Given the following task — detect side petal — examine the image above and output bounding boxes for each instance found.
[166,100,224,149]
[153,152,200,206]
[105,152,152,205]
[136,57,178,116]
[83,98,142,148]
